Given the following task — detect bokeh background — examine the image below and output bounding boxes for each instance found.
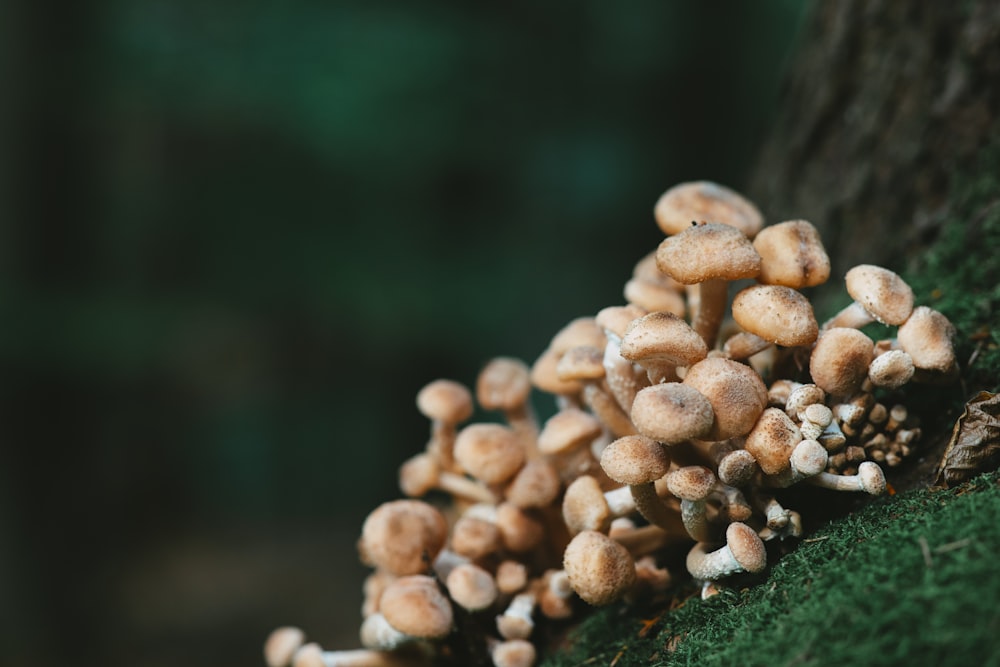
[0,2,809,665]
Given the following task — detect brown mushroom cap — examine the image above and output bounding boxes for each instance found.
[549,316,607,354]
[682,358,768,440]
[595,304,648,340]
[530,347,584,395]
[360,500,448,576]
[446,563,498,612]
[563,530,637,606]
[744,407,803,475]
[454,423,526,485]
[537,408,603,455]
[664,465,716,500]
[630,383,715,444]
[731,284,819,347]
[845,264,915,325]
[726,522,768,573]
[810,328,876,397]
[624,278,687,316]
[868,349,915,388]
[505,459,561,508]
[897,306,956,372]
[379,575,454,639]
[451,514,501,560]
[620,312,709,369]
[655,222,762,285]
[491,638,537,667]
[556,345,606,382]
[416,379,473,424]
[496,502,545,553]
[600,435,672,485]
[653,181,764,239]
[752,220,830,288]
[562,475,612,534]
[477,357,532,412]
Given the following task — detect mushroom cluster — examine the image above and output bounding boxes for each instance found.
[265,181,957,667]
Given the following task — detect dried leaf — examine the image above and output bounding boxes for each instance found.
[935,391,1000,487]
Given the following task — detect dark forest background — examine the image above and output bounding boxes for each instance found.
[0,2,809,666]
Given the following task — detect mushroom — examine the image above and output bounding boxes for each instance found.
[398,452,496,504]
[562,530,637,606]
[454,423,526,487]
[821,264,914,331]
[488,638,537,667]
[653,181,764,239]
[416,379,474,473]
[663,465,718,542]
[496,590,537,639]
[360,575,453,650]
[537,408,603,482]
[292,643,425,667]
[561,474,637,534]
[265,626,306,667]
[629,383,715,446]
[656,222,763,348]
[595,304,650,412]
[624,251,687,317]
[808,461,886,495]
[359,500,448,576]
[744,407,802,476]
[477,357,539,449]
[504,458,562,509]
[897,305,958,376]
[868,349,915,389]
[730,284,819,348]
[495,560,529,595]
[450,510,502,561]
[557,345,636,438]
[751,220,830,289]
[685,522,767,581]
[599,435,675,532]
[682,357,769,441]
[809,328,875,398]
[763,438,829,488]
[619,312,708,384]
[445,562,498,612]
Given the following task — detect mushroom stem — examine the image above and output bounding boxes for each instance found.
[496,591,537,640]
[691,278,728,349]
[686,522,767,581]
[602,335,647,414]
[808,461,886,495]
[359,614,413,651]
[629,482,681,533]
[582,383,638,438]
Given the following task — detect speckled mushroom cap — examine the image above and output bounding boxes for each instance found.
[858,461,887,495]
[454,423,526,485]
[845,264,915,325]
[897,305,957,372]
[664,465,716,501]
[744,407,803,475]
[595,304,648,340]
[379,575,454,639]
[620,312,709,369]
[682,357,769,441]
[810,328,876,397]
[556,345,606,381]
[446,563,498,612]
[360,500,448,576]
[476,357,532,412]
[563,530,637,606]
[752,220,830,288]
[717,449,759,487]
[630,383,714,444]
[562,475,611,534]
[537,408,603,455]
[725,522,768,573]
[600,435,671,485]
[655,222,762,285]
[868,349,915,388]
[653,181,764,239]
[416,379,474,425]
[731,284,819,347]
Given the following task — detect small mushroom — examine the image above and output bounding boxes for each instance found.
[416,379,474,472]
[454,423,526,486]
[897,305,958,375]
[682,357,768,441]
[265,626,306,667]
[822,264,914,331]
[477,357,539,449]
[809,328,875,398]
[293,643,424,667]
[686,522,767,581]
[600,435,675,532]
[446,562,499,612]
[620,312,708,383]
[730,284,819,348]
[664,465,718,542]
[360,575,453,650]
[744,407,803,476]
[488,638,537,667]
[398,452,496,504]
[868,349,915,389]
[653,181,764,239]
[359,500,448,576]
[563,530,637,606]
[496,590,537,640]
[808,461,886,495]
[752,220,830,289]
[629,382,715,445]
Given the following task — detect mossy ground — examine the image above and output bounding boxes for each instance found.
[539,139,1000,666]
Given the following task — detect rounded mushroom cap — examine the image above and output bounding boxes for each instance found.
[264,626,305,667]
[897,306,956,372]
[845,264,915,325]
[477,357,532,412]
[491,638,537,667]
[752,220,831,288]
[595,304,648,340]
[624,278,687,316]
[360,500,448,576]
[858,461,887,495]
[556,345,606,382]
[620,312,709,369]
[505,459,561,508]
[451,515,501,560]
[379,575,453,639]
[416,379,474,424]
[665,465,716,500]
[655,222,762,285]
[562,475,612,534]
[630,383,715,444]
[810,328,876,397]
[398,452,439,497]
[563,530,637,606]
[550,316,607,354]
[717,449,759,487]
[653,181,764,238]
[530,347,584,395]
[454,423,526,485]
[790,438,829,476]
[537,408,603,456]
[495,560,529,595]
[868,349,915,388]
[496,502,545,553]
[290,642,324,667]
[446,563,498,612]
[682,358,769,440]
[726,522,768,573]
[600,435,671,485]
[731,284,819,347]
[745,407,803,475]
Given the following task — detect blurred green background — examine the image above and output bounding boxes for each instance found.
[0,1,808,665]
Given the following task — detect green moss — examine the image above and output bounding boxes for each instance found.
[540,133,1000,667]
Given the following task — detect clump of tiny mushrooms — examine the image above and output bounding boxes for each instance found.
[266,181,957,667]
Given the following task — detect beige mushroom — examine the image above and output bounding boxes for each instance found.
[744,407,803,476]
[359,500,448,576]
[810,328,875,398]
[653,181,764,239]
[630,382,715,445]
[398,452,496,504]
[292,644,423,667]
[731,284,819,347]
[656,222,762,348]
[416,379,474,472]
[600,435,675,532]
[682,357,768,441]
[686,522,767,581]
[361,575,453,649]
[446,562,498,612]
[822,264,914,330]
[625,251,687,316]
[477,357,539,448]
[897,305,957,374]
[752,220,830,288]
[265,626,306,667]
[454,423,526,486]
[620,312,708,383]
[868,349,915,389]
[563,530,637,606]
